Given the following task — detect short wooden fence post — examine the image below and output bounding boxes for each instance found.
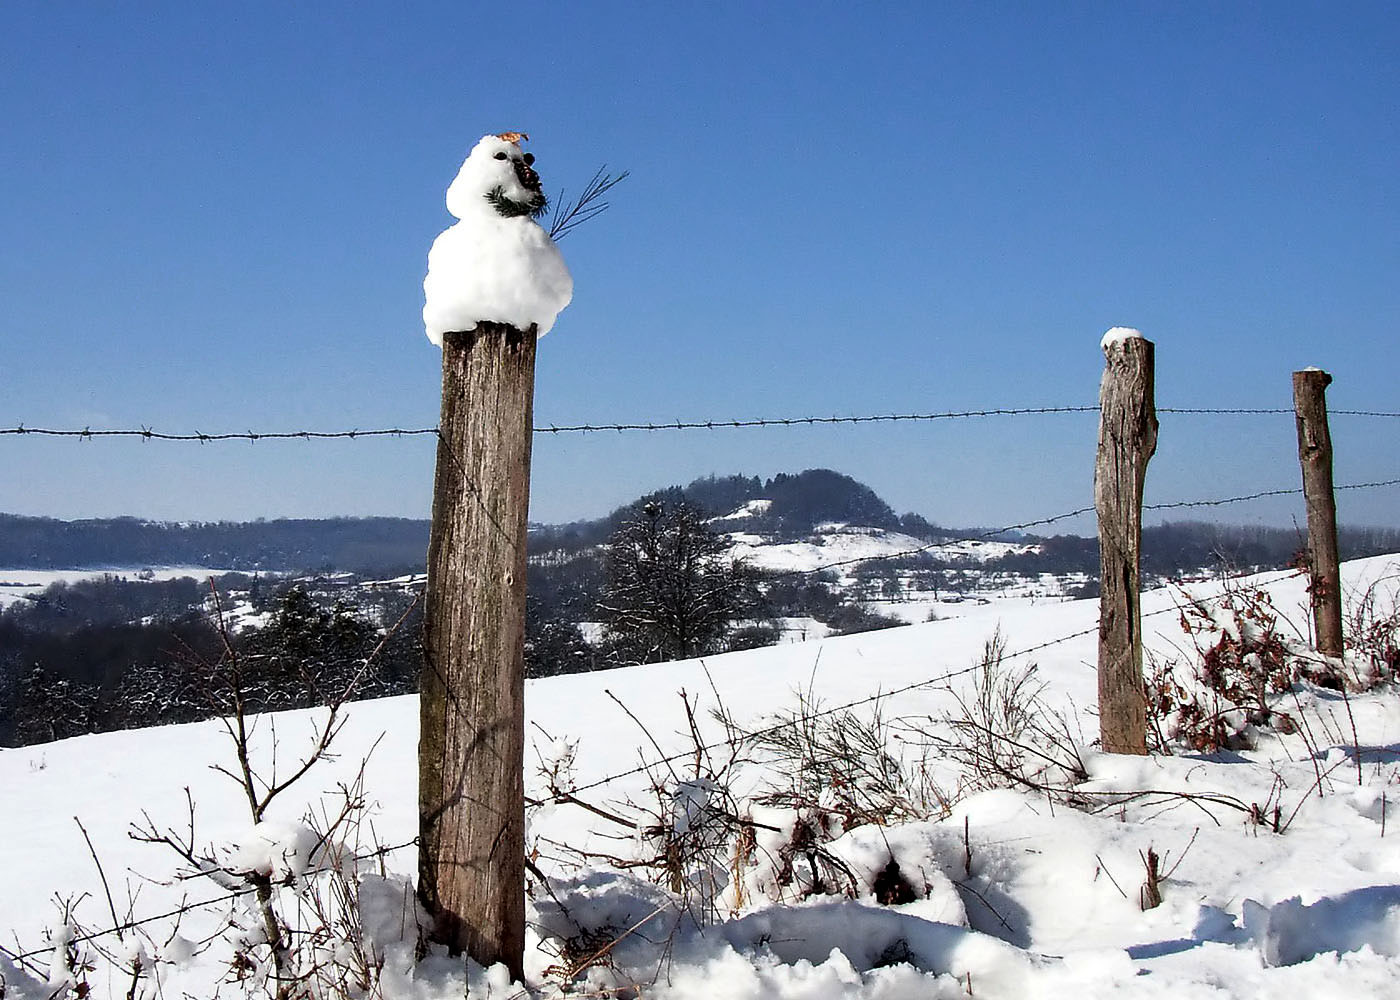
[419,321,535,982]
[1096,330,1157,755]
[1292,368,1344,659]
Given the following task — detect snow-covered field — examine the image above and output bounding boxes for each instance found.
[3,557,1400,998]
[0,566,237,609]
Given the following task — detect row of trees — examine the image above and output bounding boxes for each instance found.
[0,513,431,572]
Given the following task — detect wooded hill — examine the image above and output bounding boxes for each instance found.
[3,470,1398,575]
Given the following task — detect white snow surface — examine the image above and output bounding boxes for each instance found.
[4,556,1400,999]
[422,135,572,344]
[1101,326,1145,352]
[709,499,774,523]
[726,523,1032,576]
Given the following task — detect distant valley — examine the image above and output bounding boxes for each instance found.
[5,469,1400,748]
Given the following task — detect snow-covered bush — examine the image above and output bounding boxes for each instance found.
[1146,583,1344,752]
[1345,572,1400,687]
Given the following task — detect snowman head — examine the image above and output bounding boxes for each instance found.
[444,132,547,221]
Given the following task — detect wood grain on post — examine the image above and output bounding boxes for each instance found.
[1292,368,1344,659]
[1096,333,1157,755]
[419,322,536,981]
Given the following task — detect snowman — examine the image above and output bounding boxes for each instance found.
[422,133,573,345]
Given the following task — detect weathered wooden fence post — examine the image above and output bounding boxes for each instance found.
[1096,328,1157,755]
[419,321,535,981]
[1292,368,1344,659]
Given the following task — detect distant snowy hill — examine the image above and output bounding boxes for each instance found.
[4,556,1399,998]
[725,522,1035,575]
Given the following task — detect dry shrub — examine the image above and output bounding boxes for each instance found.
[1148,584,1340,752]
[921,631,1087,799]
[738,691,947,829]
[1345,573,1400,688]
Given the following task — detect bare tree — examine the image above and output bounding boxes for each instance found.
[598,497,759,665]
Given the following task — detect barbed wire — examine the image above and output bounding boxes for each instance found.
[2,404,1397,444]
[1159,408,1400,418]
[1157,407,1293,415]
[548,631,1094,804]
[0,408,1094,443]
[534,406,1099,433]
[1145,478,1400,512]
[0,425,441,442]
[3,395,1395,964]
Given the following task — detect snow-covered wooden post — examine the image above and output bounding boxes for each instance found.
[1293,368,1344,659]
[1095,328,1157,755]
[418,133,572,981]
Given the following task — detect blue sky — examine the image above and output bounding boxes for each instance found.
[2,2,1397,531]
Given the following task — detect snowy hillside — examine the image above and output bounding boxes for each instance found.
[2,557,1399,998]
[722,519,1068,629]
[725,522,1034,575]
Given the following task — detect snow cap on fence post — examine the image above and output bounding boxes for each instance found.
[422,133,573,345]
[1100,327,1144,354]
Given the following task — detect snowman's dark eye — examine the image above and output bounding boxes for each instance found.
[493,151,508,160]
[522,153,535,166]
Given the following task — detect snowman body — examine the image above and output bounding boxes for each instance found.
[423,134,573,345]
